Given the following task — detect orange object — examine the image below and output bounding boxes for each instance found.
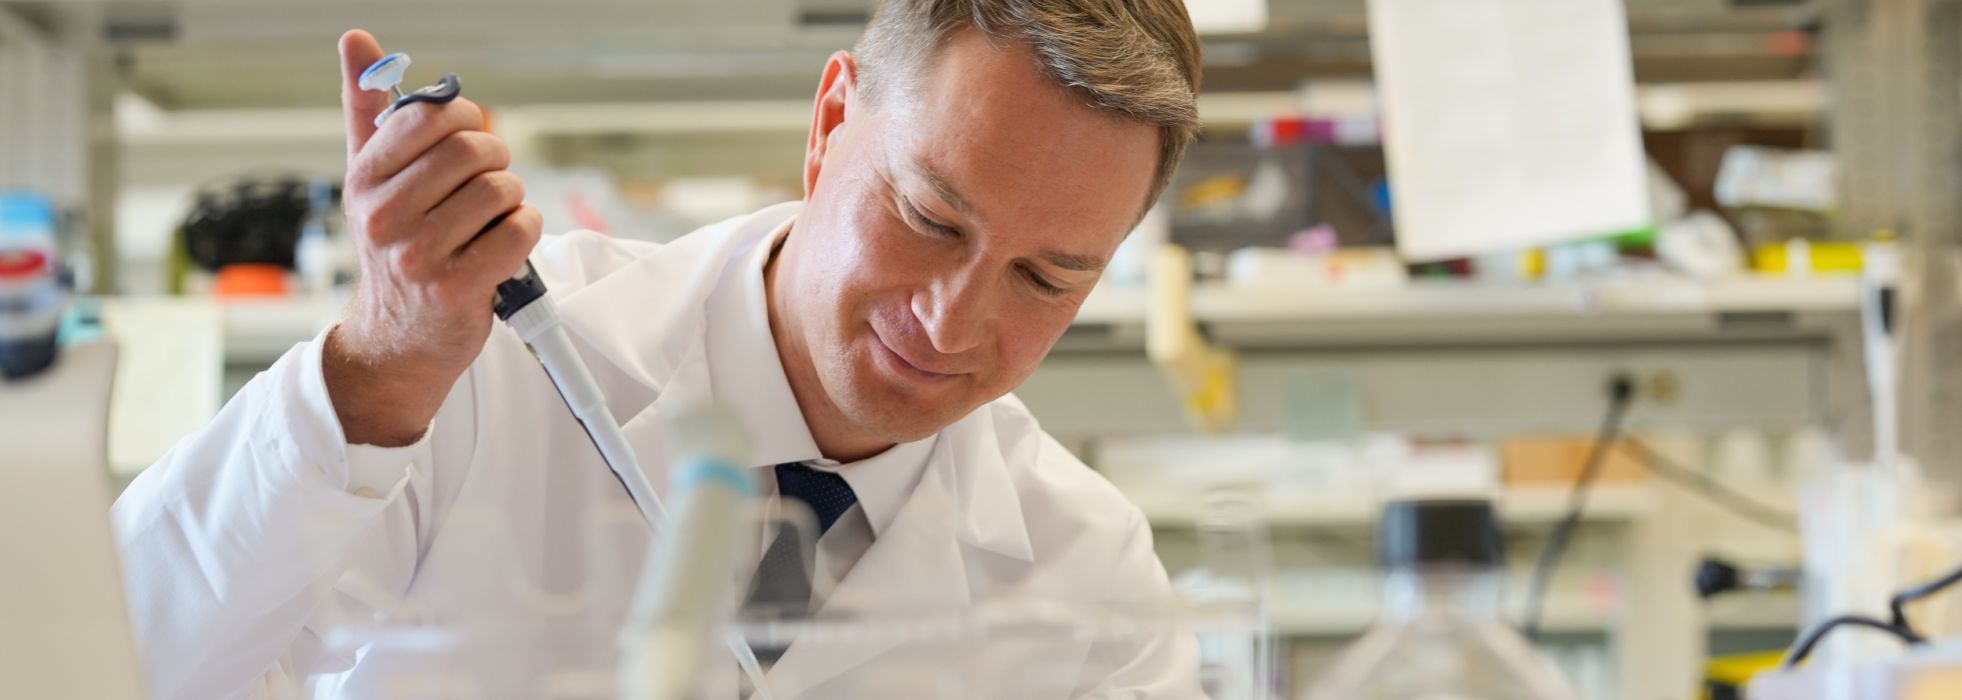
[1500,435,1648,485]
[213,264,290,298]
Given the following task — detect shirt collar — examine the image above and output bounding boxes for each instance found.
[808,437,935,538]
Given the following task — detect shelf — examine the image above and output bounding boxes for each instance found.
[219,297,345,364]
[1080,276,1858,324]
[1123,484,1656,528]
[1072,276,1858,348]
[1194,276,1859,321]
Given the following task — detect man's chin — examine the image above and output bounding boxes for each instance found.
[837,386,959,445]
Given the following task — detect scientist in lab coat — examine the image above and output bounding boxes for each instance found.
[112,1,1206,698]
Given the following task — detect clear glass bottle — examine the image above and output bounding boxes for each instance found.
[1302,499,1578,700]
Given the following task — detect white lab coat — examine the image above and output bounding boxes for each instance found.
[112,202,1204,700]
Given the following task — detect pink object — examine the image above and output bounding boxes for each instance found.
[1288,225,1341,255]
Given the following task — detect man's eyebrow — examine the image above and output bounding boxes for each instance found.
[1042,251,1108,273]
[910,156,977,220]
[907,156,1105,273]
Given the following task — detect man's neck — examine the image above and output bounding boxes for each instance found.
[763,228,898,464]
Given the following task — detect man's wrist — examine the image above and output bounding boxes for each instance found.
[322,324,442,447]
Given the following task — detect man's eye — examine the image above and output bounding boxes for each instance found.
[902,200,960,238]
[1022,265,1066,296]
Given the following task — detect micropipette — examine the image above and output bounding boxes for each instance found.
[358,52,667,527]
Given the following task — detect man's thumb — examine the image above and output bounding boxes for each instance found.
[339,30,388,160]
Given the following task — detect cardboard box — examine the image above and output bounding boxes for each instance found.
[1500,435,1649,485]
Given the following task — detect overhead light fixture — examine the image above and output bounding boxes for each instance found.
[1188,0,1268,35]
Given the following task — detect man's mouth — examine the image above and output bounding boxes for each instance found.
[870,327,962,383]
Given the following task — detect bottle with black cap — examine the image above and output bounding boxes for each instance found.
[1302,498,1578,700]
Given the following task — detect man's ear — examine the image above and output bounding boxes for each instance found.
[805,51,857,198]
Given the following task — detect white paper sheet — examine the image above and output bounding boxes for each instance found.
[1367,0,1651,261]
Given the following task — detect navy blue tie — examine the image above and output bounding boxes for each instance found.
[746,462,858,618]
[773,462,858,535]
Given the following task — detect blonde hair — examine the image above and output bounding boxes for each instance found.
[854,0,1203,210]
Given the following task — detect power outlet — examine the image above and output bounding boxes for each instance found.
[1607,369,1681,408]
[1644,370,1682,407]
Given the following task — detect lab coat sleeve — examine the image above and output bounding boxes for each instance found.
[111,327,475,700]
[1074,507,1209,700]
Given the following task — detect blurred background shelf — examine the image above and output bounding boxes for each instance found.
[1073,276,1858,348]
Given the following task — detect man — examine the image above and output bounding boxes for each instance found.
[112,1,1206,698]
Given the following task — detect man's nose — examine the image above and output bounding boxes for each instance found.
[912,268,987,356]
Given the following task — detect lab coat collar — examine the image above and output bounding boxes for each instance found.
[550,205,800,426]
[703,216,823,469]
[941,405,1034,563]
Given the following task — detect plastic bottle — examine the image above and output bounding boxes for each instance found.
[1302,499,1578,700]
[0,192,65,379]
[294,181,339,297]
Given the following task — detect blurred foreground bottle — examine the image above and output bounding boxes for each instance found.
[1302,499,1577,700]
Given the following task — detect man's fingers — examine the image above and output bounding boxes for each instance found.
[351,98,488,186]
[454,205,543,289]
[424,170,527,256]
[372,131,512,226]
[339,29,389,160]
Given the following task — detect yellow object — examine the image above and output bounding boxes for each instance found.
[1522,249,1546,281]
[1178,175,1245,210]
[1752,240,1864,275]
[1148,244,1237,433]
[1703,652,1783,700]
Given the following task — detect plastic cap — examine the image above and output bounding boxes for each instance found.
[359,53,411,92]
[212,263,290,298]
[0,191,56,236]
[1376,498,1505,568]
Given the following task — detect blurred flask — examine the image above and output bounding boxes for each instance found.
[618,405,762,700]
[1191,487,1274,700]
[1302,499,1577,700]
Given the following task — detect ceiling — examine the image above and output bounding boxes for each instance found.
[4,0,1822,111]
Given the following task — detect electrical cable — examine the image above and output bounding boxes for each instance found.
[1520,375,1636,642]
[1776,558,1962,669]
[1781,615,1923,669]
[1889,560,1962,631]
[1616,438,1799,534]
